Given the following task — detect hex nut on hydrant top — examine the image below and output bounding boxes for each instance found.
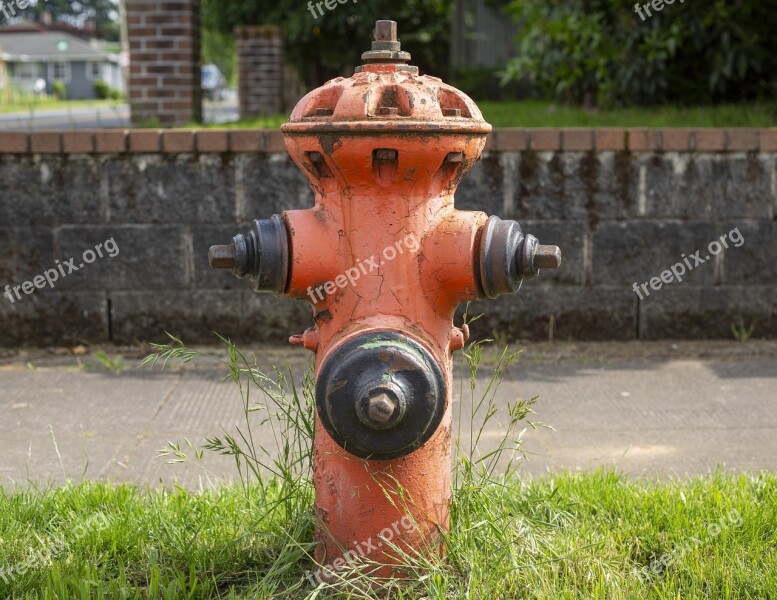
[208,19,561,578]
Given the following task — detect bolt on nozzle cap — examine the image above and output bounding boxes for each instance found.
[517,235,562,279]
[361,19,411,64]
[534,244,562,270]
[368,393,397,425]
[355,382,408,431]
[208,244,236,270]
[208,233,250,279]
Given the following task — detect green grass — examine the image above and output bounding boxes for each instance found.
[0,472,774,598]
[1,335,774,598]
[480,100,777,128]
[0,99,123,114]
[196,114,287,129]
[206,100,777,130]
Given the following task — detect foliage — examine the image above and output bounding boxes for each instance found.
[473,99,777,127]
[0,333,775,596]
[93,80,121,100]
[0,97,120,112]
[209,100,777,129]
[202,27,236,88]
[0,472,775,597]
[502,0,777,107]
[91,350,125,370]
[201,0,454,89]
[0,0,119,41]
[731,321,756,343]
[52,80,66,100]
[449,66,530,102]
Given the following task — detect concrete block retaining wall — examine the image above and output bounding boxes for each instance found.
[0,128,775,346]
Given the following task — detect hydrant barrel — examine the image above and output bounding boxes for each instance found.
[208,18,561,580]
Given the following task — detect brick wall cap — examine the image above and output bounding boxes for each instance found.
[1,128,776,154]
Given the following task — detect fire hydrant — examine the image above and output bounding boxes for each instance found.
[209,20,560,578]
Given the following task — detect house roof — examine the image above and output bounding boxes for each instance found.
[0,20,48,34]
[0,31,115,62]
[0,18,110,41]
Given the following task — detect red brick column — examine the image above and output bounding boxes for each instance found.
[127,0,202,126]
[236,26,283,119]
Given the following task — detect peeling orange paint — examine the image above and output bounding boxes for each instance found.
[279,22,491,577]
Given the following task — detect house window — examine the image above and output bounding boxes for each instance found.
[11,62,40,82]
[86,62,103,80]
[49,62,71,82]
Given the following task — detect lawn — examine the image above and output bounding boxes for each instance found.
[210,100,777,130]
[0,99,123,114]
[0,471,774,599]
[479,100,777,128]
[2,340,774,599]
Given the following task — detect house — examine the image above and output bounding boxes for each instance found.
[0,26,122,100]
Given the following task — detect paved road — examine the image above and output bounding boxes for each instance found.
[0,100,239,130]
[1,341,775,488]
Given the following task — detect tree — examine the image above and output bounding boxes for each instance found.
[0,0,119,40]
[201,0,454,89]
[79,0,120,39]
[501,0,777,106]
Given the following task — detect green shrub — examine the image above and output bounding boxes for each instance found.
[502,0,777,106]
[449,66,530,102]
[202,0,454,89]
[52,80,66,100]
[93,80,110,99]
[94,80,122,100]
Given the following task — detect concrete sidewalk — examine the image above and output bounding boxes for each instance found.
[1,341,775,488]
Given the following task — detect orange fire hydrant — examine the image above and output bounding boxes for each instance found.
[209,20,560,580]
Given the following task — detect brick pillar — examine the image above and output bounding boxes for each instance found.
[236,26,283,119]
[127,0,202,126]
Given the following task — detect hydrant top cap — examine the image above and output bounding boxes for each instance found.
[360,20,412,68]
[282,20,491,135]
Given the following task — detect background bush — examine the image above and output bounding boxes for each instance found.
[93,80,122,101]
[52,80,67,100]
[201,0,453,90]
[502,0,777,106]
